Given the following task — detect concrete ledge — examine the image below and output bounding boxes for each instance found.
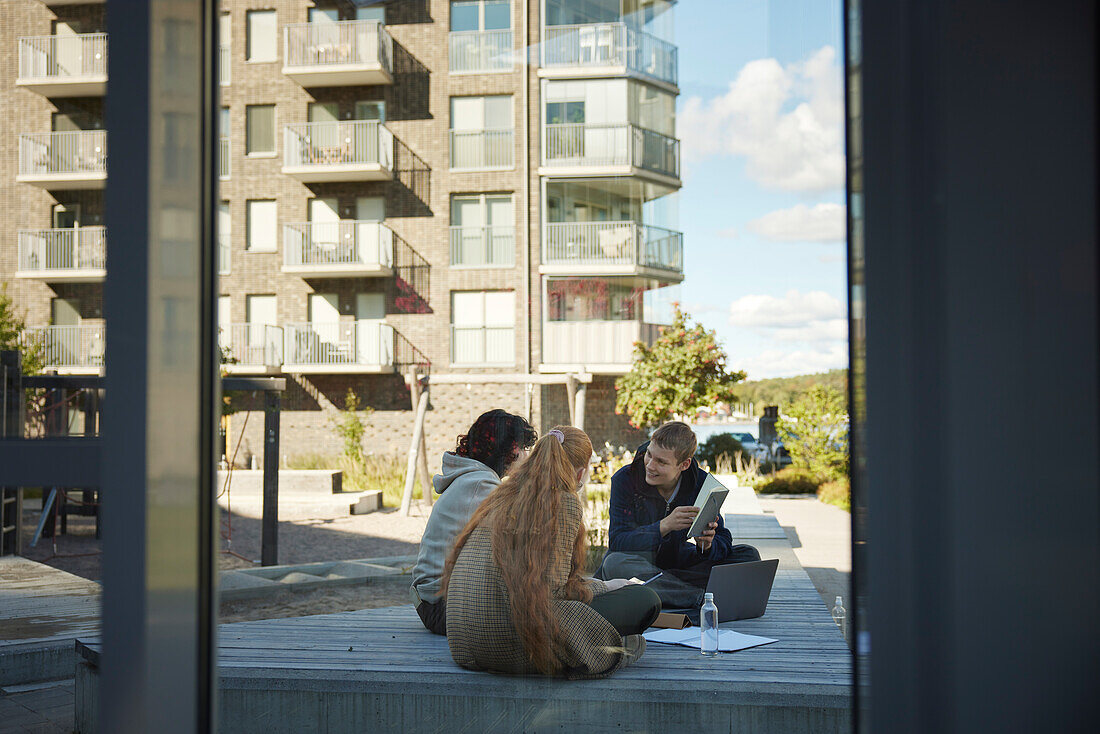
[216,469,342,494]
[0,639,78,687]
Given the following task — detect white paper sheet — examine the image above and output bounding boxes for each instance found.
[643,627,778,652]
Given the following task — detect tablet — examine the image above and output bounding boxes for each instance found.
[686,474,729,537]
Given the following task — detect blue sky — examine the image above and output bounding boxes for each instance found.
[670,0,847,379]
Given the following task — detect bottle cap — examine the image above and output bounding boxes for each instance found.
[704,592,714,601]
[835,596,843,605]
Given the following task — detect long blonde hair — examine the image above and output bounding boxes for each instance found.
[442,425,593,674]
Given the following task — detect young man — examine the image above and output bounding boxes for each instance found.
[596,421,761,610]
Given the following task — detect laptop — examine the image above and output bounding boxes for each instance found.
[705,558,780,622]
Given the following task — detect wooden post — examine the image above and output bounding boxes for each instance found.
[565,374,577,427]
[409,371,432,506]
[574,380,587,433]
[261,390,280,566]
[401,390,430,516]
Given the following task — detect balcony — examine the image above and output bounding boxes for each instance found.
[282,321,395,374]
[541,123,679,184]
[451,326,515,367]
[283,120,394,182]
[219,136,230,179]
[449,225,515,267]
[219,44,230,85]
[282,221,394,277]
[219,324,283,375]
[16,227,106,282]
[541,320,660,373]
[541,23,678,89]
[17,33,107,97]
[449,30,513,73]
[24,325,106,375]
[541,222,683,280]
[282,20,393,87]
[449,129,514,171]
[17,130,107,189]
[218,234,230,275]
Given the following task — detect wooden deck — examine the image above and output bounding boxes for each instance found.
[74,501,852,734]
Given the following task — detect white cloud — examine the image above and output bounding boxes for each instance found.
[728,290,845,329]
[735,344,849,380]
[746,203,846,242]
[726,290,849,378]
[679,46,845,192]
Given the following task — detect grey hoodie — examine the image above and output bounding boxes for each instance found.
[410,452,501,603]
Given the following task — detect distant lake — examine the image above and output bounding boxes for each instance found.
[690,421,761,442]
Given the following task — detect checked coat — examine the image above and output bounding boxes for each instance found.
[446,491,636,679]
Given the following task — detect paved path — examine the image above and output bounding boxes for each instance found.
[0,679,73,734]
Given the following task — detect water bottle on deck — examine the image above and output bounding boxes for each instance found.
[831,595,847,640]
[700,592,719,656]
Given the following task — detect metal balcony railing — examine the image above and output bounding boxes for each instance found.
[542,320,660,365]
[449,129,514,170]
[283,221,394,269]
[283,321,394,369]
[283,20,393,74]
[18,130,107,179]
[23,325,106,371]
[218,136,230,179]
[542,123,679,179]
[542,23,677,86]
[283,120,393,170]
[219,324,283,368]
[219,44,230,84]
[448,29,513,73]
[543,221,682,271]
[17,227,106,275]
[449,225,515,266]
[451,326,514,365]
[18,33,107,83]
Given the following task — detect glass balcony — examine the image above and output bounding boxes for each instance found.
[541,23,677,88]
[542,320,660,370]
[282,120,394,182]
[282,221,395,277]
[449,29,513,73]
[541,123,679,182]
[16,227,106,282]
[542,221,682,279]
[23,324,106,374]
[17,130,107,189]
[17,33,107,97]
[282,321,395,373]
[282,20,393,87]
[218,136,230,179]
[219,43,230,85]
[449,225,515,267]
[449,129,515,170]
[219,324,283,375]
[450,326,515,366]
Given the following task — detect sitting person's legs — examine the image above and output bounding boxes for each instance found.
[415,597,447,635]
[588,585,662,636]
[597,551,706,610]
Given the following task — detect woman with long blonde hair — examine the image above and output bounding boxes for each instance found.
[442,426,660,678]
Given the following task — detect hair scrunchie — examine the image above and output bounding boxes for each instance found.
[547,429,565,444]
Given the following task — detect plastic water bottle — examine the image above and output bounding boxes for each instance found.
[831,595,847,640]
[700,592,719,656]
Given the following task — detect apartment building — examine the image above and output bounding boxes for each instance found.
[0,0,683,464]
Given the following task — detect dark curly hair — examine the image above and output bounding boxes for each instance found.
[455,409,538,478]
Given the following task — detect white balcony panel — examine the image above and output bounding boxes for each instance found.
[541,23,678,89]
[17,131,107,189]
[449,226,515,267]
[541,320,660,372]
[219,44,230,85]
[449,129,514,170]
[218,136,231,179]
[220,324,283,375]
[449,30,513,73]
[283,20,393,87]
[541,123,679,184]
[282,221,394,277]
[24,325,105,374]
[283,120,394,181]
[17,33,107,96]
[283,321,394,373]
[451,326,514,366]
[218,234,231,275]
[16,227,106,282]
[541,222,683,279]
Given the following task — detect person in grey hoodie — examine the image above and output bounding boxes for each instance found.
[411,409,538,634]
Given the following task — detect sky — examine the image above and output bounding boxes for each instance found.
[670,0,847,380]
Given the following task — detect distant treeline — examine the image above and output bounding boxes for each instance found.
[735,369,849,415]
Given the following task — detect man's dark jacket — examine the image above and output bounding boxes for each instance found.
[607,441,735,569]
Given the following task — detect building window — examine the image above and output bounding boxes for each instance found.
[450,95,514,169]
[450,194,514,266]
[246,10,277,62]
[547,278,640,321]
[245,104,275,155]
[451,0,511,31]
[246,200,277,252]
[451,291,515,365]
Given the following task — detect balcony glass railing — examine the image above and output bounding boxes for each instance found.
[17,227,106,275]
[449,129,514,170]
[283,20,393,73]
[18,130,107,179]
[23,325,106,371]
[448,29,513,73]
[283,321,394,369]
[543,222,682,271]
[542,23,677,86]
[283,221,394,269]
[219,324,283,368]
[542,123,679,179]
[449,225,515,266]
[218,136,230,179]
[542,320,660,365]
[219,44,230,84]
[18,33,108,83]
[283,120,393,170]
[451,326,515,366]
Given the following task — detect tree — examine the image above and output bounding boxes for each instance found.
[0,281,45,375]
[615,305,746,428]
[777,385,849,480]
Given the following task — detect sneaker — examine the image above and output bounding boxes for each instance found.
[620,634,646,666]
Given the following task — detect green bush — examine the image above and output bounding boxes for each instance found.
[696,433,746,471]
[753,467,824,495]
[817,477,851,512]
